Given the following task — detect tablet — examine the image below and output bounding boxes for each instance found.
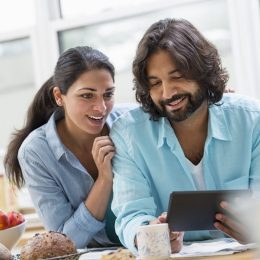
[166,190,250,231]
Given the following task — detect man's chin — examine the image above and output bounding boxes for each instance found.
[166,109,191,122]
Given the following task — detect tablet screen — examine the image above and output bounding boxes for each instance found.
[166,190,250,231]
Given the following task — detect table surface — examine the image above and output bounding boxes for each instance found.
[79,250,255,260]
[178,250,254,259]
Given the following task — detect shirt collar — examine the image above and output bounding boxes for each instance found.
[45,109,116,161]
[45,110,66,161]
[157,117,178,148]
[208,104,232,141]
[157,103,232,148]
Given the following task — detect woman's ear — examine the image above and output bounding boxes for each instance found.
[53,87,63,106]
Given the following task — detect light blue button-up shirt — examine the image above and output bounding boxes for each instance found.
[18,104,131,248]
[110,94,260,253]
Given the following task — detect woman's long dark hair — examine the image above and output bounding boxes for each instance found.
[133,18,229,120]
[4,46,114,188]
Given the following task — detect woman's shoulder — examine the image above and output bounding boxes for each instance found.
[18,125,48,160]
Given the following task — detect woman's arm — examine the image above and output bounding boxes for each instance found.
[85,136,115,221]
[18,148,106,248]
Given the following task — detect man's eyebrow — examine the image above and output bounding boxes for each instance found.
[169,69,180,75]
[147,69,180,80]
[147,76,158,80]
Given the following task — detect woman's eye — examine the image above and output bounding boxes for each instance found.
[104,92,114,99]
[81,93,93,99]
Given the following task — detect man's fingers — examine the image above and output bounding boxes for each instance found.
[170,231,180,241]
[215,213,243,234]
[214,221,247,244]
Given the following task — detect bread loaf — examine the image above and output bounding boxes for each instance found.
[100,248,136,260]
[0,243,12,260]
[20,231,77,260]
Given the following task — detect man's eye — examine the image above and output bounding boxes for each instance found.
[171,75,184,80]
[104,92,114,99]
[81,93,93,99]
[150,81,161,87]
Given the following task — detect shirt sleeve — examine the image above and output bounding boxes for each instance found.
[250,114,260,197]
[110,119,157,254]
[18,148,105,248]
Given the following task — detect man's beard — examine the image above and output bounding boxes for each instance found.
[154,87,207,122]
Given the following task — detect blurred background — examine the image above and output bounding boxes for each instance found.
[0,0,260,245]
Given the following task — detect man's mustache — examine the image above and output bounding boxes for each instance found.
[160,94,189,106]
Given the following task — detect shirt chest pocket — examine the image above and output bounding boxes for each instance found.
[223,176,249,190]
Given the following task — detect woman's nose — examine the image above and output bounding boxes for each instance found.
[93,98,106,112]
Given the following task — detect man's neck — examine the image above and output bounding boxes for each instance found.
[171,101,209,165]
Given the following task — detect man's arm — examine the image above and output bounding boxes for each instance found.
[110,119,157,254]
[214,114,260,243]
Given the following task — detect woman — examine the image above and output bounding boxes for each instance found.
[4,46,129,248]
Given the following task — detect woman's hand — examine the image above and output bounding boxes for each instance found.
[150,213,184,253]
[92,136,115,181]
[85,136,115,220]
[214,201,250,244]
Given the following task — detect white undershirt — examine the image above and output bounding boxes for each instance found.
[186,158,206,190]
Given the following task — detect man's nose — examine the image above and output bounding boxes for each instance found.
[162,81,177,100]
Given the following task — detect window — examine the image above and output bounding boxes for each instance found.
[0,0,35,33]
[58,0,233,102]
[60,0,158,19]
[0,38,35,148]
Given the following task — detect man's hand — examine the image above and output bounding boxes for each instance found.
[224,88,235,93]
[214,201,250,244]
[150,212,184,253]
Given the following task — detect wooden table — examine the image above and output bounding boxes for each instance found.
[178,250,255,259]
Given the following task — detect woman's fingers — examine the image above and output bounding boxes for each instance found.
[92,136,115,162]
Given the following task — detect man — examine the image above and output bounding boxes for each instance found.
[110,18,260,254]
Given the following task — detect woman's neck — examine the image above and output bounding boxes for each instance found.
[56,119,108,153]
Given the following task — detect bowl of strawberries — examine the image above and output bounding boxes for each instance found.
[0,209,26,250]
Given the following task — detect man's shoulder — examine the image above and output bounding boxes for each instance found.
[111,106,150,130]
[108,103,138,122]
[221,94,260,113]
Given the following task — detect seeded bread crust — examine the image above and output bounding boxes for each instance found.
[0,243,12,260]
[20,231,77,260]
[100,248,136,260]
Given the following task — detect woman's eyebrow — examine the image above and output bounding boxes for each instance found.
[78,86,115,92]
[105,87,115,92]
[78,87,96,91]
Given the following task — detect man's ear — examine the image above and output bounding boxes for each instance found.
[53,87,63,106]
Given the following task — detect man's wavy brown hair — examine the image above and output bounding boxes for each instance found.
[133,18,229,120]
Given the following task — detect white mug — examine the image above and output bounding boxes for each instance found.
[136,223,171,260]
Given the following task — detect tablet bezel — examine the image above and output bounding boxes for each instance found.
[166,190,250,231]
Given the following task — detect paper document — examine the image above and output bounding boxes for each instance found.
[79,238,255,259]
[172,238,255,258]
